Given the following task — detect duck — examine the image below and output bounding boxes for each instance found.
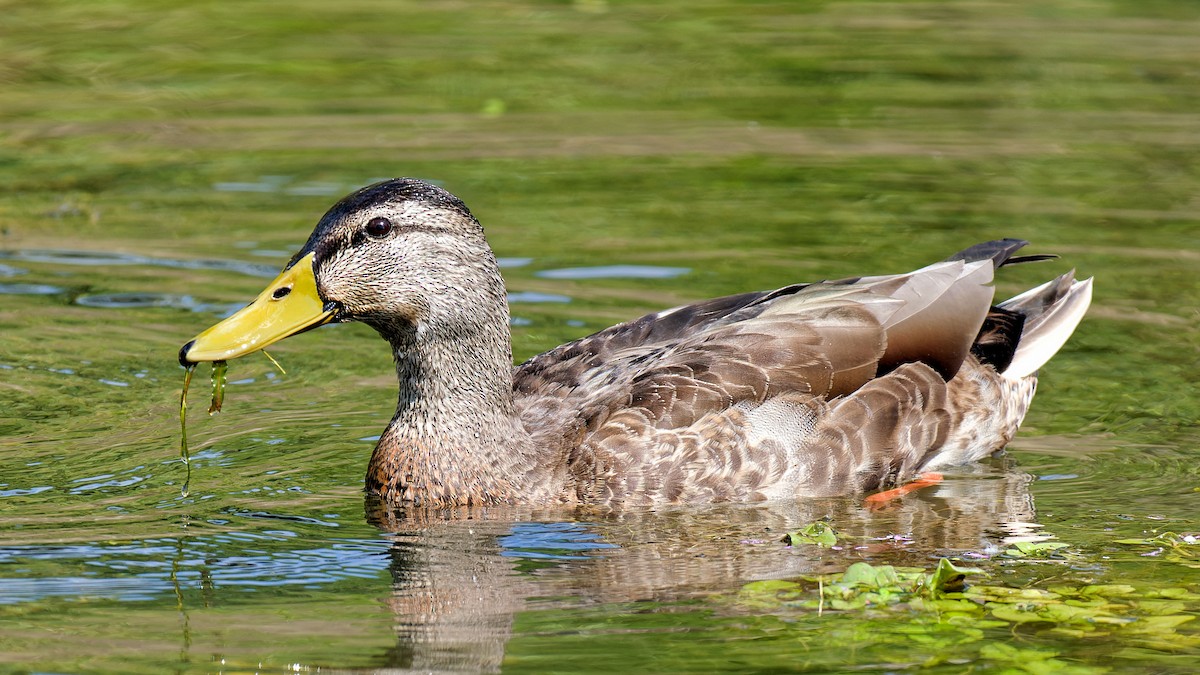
[180,178,1092,507]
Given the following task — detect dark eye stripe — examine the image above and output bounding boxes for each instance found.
[344,219,446,251]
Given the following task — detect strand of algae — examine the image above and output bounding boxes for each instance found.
[179,365,195,497]
[262,349,287,375]
[178,352,286,496]
[178,360,229,497]
[207,360,228,414]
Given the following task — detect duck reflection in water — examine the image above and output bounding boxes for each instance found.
[362,456,1039,672]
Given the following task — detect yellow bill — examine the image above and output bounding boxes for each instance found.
[180,252,335,363]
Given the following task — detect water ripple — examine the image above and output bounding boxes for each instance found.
[0,521,619,605]
[0,282,65,295]
[73,292,243,315]
[500,522,618,560]
[0,485,54,498]
[535,264,690,280]
[0,249,280,278]
[0,536,394,604]
[508,291,571,303]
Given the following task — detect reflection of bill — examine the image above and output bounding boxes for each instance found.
[366,456,1039,672]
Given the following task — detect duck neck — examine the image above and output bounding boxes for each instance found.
[365,308,533,506]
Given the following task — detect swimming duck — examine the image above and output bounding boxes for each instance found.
[180,178,1092,507]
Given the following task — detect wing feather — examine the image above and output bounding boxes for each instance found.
[508,239,1084,505]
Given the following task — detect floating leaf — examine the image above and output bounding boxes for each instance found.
[781,521,839,548]
[990,603,1050,624]
[1004,540,1071,558]
[1079,584,1136,597]
[1148,588,1200,600]
[925,557,983,596]
[979,642,1059,662]
[728,551,1200,667]
[737,580,804,609]
[1125,615,1196,633]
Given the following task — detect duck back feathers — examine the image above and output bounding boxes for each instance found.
[512,239,1091,504]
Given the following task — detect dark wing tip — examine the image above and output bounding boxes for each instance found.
[1004,253,1059,265]
[943,239,1027,267]
[943,239,1059,269]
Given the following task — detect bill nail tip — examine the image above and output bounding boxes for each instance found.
[178,340,196,367]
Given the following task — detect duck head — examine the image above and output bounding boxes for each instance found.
[179,178,503,365]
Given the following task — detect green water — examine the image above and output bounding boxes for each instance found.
[2,0,1198,672]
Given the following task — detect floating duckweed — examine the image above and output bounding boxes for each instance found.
[731,557,1200,655]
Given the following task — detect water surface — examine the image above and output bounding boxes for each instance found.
[2,0,1198,672]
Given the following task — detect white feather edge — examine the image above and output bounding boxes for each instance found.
[1002,276,1094,379]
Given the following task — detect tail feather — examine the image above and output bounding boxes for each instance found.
[999,272,1093,379]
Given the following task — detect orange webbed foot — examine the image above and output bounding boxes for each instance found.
[864,472,944,510]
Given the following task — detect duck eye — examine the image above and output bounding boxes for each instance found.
[365,217,393,239]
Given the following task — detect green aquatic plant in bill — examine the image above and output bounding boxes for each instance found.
[178,364,195,496]
[207,360,228,415]
[177,359,227,497]
[176,353,287,495]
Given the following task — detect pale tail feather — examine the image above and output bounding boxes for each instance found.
[1000,273,1094,379]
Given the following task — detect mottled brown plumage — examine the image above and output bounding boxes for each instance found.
[186,178,1094,507]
